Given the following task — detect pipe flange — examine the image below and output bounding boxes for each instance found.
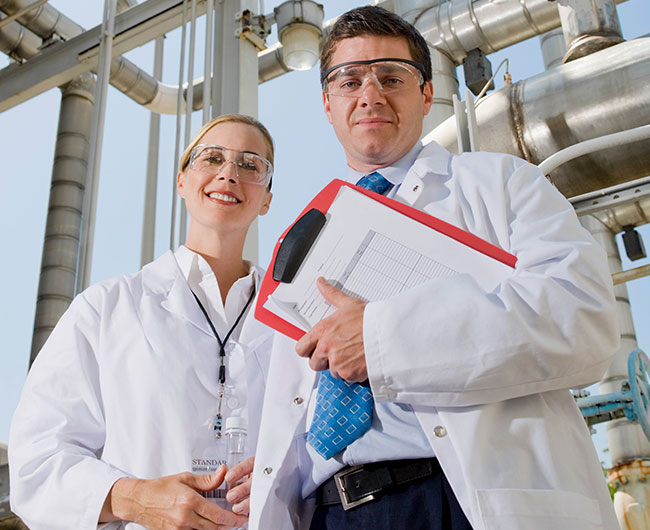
[562,32,624,63]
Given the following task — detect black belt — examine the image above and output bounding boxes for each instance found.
[317,458,441,511]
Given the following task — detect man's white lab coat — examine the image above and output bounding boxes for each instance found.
[249,142,620,530]
[9,251,274,530]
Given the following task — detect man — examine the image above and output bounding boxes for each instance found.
[249,6,620,530]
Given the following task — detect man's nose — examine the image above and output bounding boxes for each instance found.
[358,75,387,107]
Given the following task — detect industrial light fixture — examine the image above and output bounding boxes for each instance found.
[274,0,324,71]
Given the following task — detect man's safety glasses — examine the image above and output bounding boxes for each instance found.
[187,144,273,187]
[321,58,426,98]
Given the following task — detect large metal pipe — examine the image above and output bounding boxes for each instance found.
[400,0,627,66]
[557,0,623,62]
[0,12,40,61]
[424,37,650,198]
[30,73,95,363]
[539,27,567,70]
[0,0,83,41]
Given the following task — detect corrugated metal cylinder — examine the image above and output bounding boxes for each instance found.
[30,73,95,364]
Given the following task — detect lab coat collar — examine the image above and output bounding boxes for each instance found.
[412,140,453,177]
[140,251,272,349]
[396,141,453,206]
[141,250,216,339]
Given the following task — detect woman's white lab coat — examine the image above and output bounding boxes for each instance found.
[9,251,274,530]
[249,143,620,530]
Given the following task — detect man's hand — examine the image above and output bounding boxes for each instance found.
[225,456,255,515]
[295,277,368,382]
[101,466,249,529]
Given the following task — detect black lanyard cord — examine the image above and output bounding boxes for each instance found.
[190,286,256,384]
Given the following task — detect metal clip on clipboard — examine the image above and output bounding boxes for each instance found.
[272,208,326,283]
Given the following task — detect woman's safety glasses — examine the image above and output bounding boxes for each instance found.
[321,58,426,98]
[188,144,273,187]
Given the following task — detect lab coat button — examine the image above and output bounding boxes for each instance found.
[293,397,303,405]
[433,425,447,438]
[263,467,273,475]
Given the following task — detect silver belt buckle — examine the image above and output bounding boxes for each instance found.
[334,465,376,511]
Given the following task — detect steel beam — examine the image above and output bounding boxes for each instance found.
[0,0,206,112]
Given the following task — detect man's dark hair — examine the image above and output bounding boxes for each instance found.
[320,6,432,84]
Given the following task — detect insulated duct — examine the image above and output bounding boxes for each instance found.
[402,0,626,66]
[423,37,650,198]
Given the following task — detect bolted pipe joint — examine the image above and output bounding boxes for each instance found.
[608,460,650,529]
[557,0,624,62]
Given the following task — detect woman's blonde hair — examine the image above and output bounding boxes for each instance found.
[179,114,275,188]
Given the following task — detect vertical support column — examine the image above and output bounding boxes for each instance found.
[557,0,623,62]
[30,73,95,364]
[539,27,567,70]
[77,0,118,291]
[203,0,214,124]
[141,36,164,268]
[421,48,458,137]
[214,0,261,261]
[580,215,650,529]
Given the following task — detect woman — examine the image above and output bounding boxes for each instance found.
[9,114,275,529]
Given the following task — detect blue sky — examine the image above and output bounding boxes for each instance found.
[0,0,648,468]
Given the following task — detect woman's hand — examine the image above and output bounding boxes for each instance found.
[101,466,249,529]
[224,456,255,515]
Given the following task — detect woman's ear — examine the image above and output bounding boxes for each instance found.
[176,171,185,198]
[259,191,273,216]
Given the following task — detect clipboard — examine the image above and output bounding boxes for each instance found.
[255,179,517,341]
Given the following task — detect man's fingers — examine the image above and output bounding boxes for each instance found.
[296,323,320,358]
[316,277,353,308]
[309,350,330,372]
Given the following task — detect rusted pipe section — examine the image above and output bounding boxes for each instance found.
[609,460,650,530]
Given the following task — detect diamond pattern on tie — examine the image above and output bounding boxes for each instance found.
[306,172,386,460]
[355,171,393,195]
[307,370,373,460]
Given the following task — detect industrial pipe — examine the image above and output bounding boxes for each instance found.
[30,73,95,362]
[424,38,650,198]
[406,0,627,66]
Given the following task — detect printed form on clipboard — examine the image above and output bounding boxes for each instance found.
[255,179,517,341]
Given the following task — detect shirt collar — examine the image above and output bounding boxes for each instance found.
[174,245,259,328]
[346,141,424,186]
[174,245,259,290]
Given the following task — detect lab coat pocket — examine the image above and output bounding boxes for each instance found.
[476,488,603,530]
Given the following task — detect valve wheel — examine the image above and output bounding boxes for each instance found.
[627,349,650,441]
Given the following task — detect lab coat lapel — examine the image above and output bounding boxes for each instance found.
[397,141,452,206]
[238,269,275,452]
[141,251,215,339]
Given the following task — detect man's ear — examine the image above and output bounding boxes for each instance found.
[422,81,434,116]
[322,90,333,124]
[259,191,273,216]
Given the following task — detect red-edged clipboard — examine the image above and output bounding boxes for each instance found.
[255,179,517,341]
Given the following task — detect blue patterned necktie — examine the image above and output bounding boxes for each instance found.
[306,172,391,460]
[355,171,393,195]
